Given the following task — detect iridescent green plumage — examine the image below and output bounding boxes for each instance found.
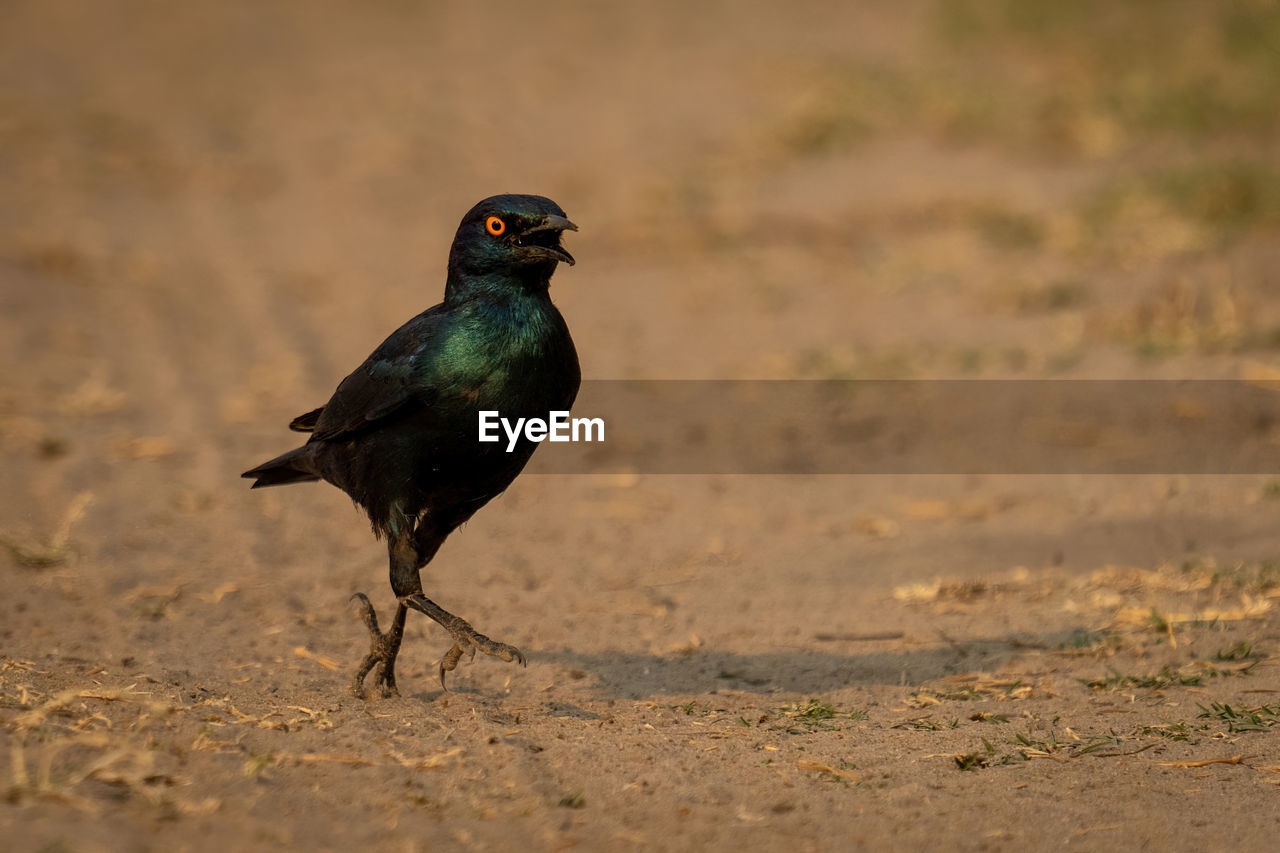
[243,194,580,697]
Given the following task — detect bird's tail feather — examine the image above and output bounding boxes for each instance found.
[241,446,322,489]
[289,406,324,432]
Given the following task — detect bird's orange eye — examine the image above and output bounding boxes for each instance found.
[486,216,506,236]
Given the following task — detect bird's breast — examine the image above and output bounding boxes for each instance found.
[432,301,578,418]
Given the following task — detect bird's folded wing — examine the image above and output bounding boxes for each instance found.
[306,358,427,442]
[302,308,452,443]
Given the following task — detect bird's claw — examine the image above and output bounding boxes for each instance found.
[435,620,526,690]
[350,592,403,700]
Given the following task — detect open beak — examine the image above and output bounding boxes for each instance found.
[517,214,578,266]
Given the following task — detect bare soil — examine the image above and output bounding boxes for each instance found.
[3,3,1280,851]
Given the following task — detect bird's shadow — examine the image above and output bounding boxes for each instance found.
[528,629,1086,700]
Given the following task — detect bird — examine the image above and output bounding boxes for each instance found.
[242,194,581,698]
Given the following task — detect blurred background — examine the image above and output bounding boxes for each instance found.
[4,0,1280,689]
[3,0,1280,641]
[4,0,1278,395]
[2,2,1280,845]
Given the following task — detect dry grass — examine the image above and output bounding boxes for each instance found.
[0,492,92,569]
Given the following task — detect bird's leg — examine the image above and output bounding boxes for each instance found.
[401,592,526,687]
[396,519,526,689]
[349,523,422,699]
[350,522,526,696]
[350,592,406,699]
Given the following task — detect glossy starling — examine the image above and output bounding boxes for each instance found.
[243,194,580,698]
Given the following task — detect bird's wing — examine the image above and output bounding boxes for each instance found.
[305,308,447,443]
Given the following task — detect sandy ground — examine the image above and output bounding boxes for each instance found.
[3,2,1280,851]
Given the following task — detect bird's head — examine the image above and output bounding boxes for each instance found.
[447,195,577,292]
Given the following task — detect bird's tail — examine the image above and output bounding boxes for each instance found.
[241,446,322,489]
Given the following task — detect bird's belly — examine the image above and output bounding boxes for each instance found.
[338,375,575,518]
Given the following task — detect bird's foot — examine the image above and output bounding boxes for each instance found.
[438,623,526,683]
[350,592,406,699]
[400,594,526,689]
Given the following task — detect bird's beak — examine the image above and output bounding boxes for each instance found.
[526,214,578,235]
[518,214,578,266]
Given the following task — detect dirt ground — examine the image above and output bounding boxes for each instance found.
[3,2,1280,851]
